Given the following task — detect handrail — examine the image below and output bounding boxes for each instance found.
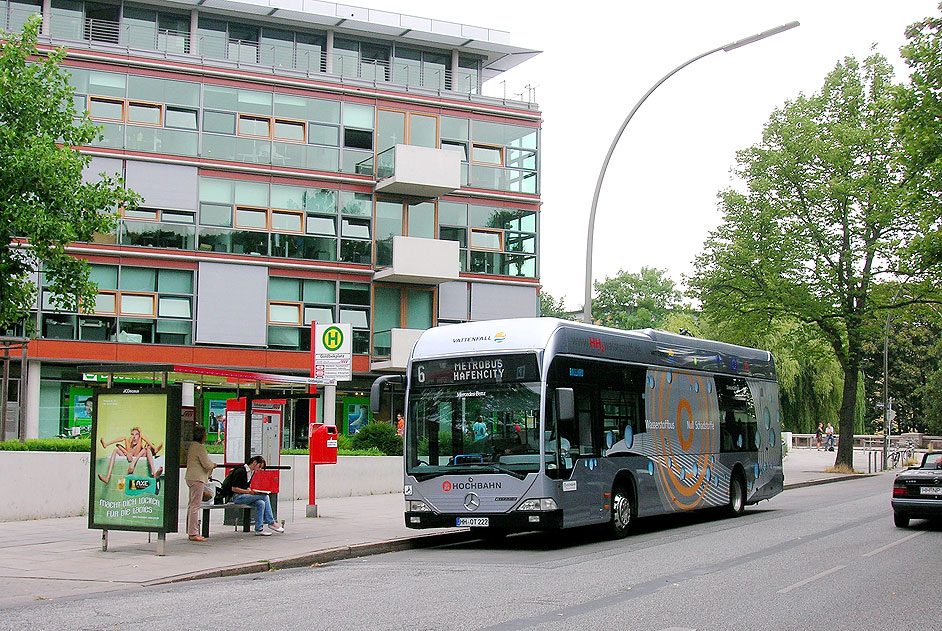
[38,16,519,101]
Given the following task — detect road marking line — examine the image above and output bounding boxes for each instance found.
[862,531,925,557]
[777,565,846,594]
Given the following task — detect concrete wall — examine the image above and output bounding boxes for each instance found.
[0,452,403,522]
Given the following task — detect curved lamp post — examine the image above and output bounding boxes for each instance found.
[582,21,800,324]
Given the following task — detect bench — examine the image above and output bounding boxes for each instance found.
[200,502,254,538]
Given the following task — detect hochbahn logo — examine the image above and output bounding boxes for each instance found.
[589,337,606,352]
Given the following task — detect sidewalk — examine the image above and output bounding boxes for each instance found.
[0,448,884,609]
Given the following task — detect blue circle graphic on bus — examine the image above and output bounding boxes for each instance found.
[755,430,761,448]
[606,432,615,449]
[647,460,655,476]
[764,408,771,430]
[647,376,655,389]
[625,426,634,449]
[769,429,775,445]
[736,434,743,449]
[706,466,712,481]
[754,462,761,479]
[707,381,713,393]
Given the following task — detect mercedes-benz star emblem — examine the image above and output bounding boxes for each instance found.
[464,493,480,511]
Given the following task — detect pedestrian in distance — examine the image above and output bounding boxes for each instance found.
[815,423,824,451]
[221,455,284,536]
[185,425,216,542]
[825,422,835,451]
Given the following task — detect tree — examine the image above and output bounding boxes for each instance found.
[539,291,573,319]
[702,314,845,434]
[0,16,139,330]
[861,308,941,433]
[690,54,941,468]
[592,267,683,330]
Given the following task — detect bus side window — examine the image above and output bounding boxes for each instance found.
[717,376,757,453]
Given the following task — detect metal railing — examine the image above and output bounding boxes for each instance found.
[37,16,527,101]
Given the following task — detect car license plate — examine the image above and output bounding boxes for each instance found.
[920,486,942,496]
[456,517,489,527]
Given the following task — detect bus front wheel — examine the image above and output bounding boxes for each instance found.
[727,474,746,517]
[609,485,633,539]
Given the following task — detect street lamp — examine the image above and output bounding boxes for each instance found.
[582,21,800,324]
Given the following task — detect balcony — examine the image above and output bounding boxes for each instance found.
[371,328,423,372]
[373,145,461,198]
[374,235,459,285]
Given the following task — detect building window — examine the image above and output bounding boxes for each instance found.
[37,264,193,345]
[165,106,198,130]
[266,277,370,352]
[88,96,124,121]
[471,144,503,166]
[127,101,162,126]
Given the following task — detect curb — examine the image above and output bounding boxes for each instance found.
[146,530,474,586]
[783,473,877,490]
[146,471,885,588]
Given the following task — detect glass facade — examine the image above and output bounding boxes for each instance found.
[19,0,540,360]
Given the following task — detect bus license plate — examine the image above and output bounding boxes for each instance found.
[457,517,489,527]
[920,486,942,496]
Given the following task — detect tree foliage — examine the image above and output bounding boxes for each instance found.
[0,16,139,330]
[539,291,573,319]
[690,54,941,467]
[860,308,941,433]
[592,267,683,330]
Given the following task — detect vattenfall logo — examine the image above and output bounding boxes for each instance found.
[442,478,502,492]
[451,332,506,344]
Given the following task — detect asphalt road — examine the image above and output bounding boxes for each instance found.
[3,472,939,631]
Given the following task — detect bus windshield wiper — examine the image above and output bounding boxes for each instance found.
[467,462,527,480]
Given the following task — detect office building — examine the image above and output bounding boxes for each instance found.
[0,0,541,443]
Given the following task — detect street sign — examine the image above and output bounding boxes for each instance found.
[314,323,352,383]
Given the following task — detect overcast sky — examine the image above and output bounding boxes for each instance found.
[387,0,940,309]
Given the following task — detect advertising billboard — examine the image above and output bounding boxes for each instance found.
[88,388,181,533]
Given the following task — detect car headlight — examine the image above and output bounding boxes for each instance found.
[516,498,558,511]
[409,500,431,512]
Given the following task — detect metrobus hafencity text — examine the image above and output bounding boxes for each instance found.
[371,318,782,538]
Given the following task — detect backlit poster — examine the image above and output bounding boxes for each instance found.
[89,388,180,533]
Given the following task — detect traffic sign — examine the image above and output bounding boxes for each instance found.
[314,323,352,382]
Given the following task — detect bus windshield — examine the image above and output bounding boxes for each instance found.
[407,382,542,479]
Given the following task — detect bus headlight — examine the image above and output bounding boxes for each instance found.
[409,500,431,512]
[517,498,558,511]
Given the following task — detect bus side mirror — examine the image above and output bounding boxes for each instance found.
[370,374,405,413]
[556,388,575,422]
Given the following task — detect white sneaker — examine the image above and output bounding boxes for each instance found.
[254,529,272,536]
[268,523,285,533]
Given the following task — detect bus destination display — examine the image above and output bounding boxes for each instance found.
[412,354,539,386]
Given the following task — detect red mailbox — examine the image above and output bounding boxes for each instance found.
[310,423,338,464]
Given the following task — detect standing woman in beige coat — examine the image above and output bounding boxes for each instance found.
[185,425,216,542]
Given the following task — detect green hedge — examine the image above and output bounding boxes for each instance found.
[0,438,92,452]
[205,441,381,456]
[0,435,389,456]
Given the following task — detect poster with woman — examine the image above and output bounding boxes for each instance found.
[88,388,180,533]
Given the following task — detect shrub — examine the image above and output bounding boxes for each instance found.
[351,422,403,455]
[0,438,91,452]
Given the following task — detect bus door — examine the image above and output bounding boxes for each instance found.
[552,386,603,526]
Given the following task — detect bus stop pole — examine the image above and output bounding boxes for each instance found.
[307,321,318,518]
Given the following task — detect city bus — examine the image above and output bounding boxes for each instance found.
[371,318,782,538]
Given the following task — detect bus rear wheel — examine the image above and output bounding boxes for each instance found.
[609,485,633,539]
[727,474,745,517]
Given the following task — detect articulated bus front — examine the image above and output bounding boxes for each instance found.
[402,352,563,533]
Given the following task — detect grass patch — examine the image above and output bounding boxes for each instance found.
[824,463,863,475]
